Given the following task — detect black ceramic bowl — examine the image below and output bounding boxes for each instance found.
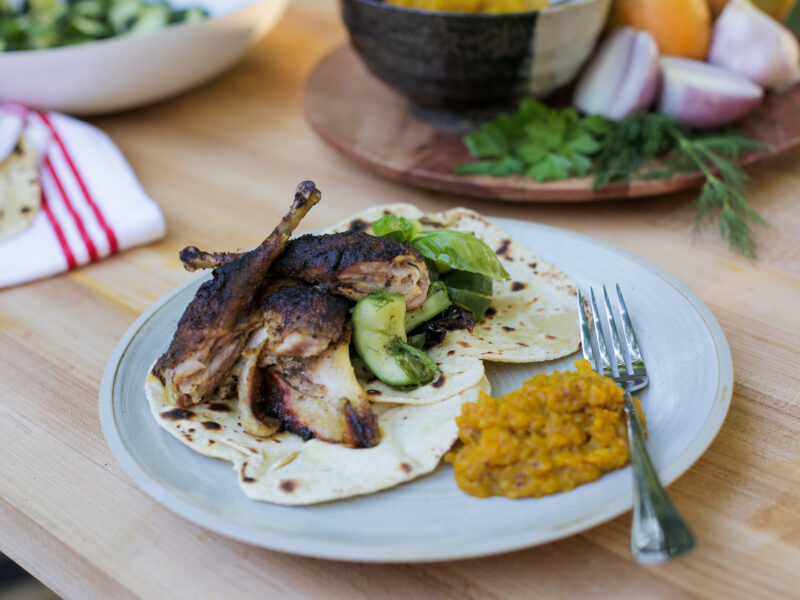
[340,0,611,113]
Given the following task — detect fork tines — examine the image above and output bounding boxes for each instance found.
[577,285,647,387]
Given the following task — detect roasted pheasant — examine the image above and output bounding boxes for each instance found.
[271,232,430,309]
[180,231,430,309]
[152,181,320,408]
[258,280,351,360]
[234,280,379,447]
[261,332,380,448]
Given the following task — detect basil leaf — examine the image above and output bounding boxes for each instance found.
[372,215,420,243]
[411,230,510,281]
[441,270,493,296]
[446,287,493,321]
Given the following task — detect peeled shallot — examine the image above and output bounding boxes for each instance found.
[659,57,764,129]
[573,27,660,120]
[708,0,800,90]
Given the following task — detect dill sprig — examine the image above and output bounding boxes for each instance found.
[592,113,768,258]
[673,134,767,259]
[458,106,769,258]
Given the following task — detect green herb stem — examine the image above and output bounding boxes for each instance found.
[459,103,769,258]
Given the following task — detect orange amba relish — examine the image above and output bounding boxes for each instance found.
[445,359,645,498]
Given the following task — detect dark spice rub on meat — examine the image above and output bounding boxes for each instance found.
[233,279,379,447]
[152,181,321,408]
[270,232,428,309]
[181,231,430,310]
[258,280,351,359]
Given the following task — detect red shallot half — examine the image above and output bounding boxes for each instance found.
[658,56,764,129]
[573,27,660,120]
[708,0,800,90]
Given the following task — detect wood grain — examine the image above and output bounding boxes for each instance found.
[1,1,800,599]
[304,44,800,203]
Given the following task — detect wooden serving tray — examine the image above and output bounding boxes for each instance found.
[304,45,800,203]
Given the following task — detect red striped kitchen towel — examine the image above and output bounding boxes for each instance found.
[0,103,165,288]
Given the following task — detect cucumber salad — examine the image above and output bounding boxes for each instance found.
[352,215,510,390]
[0,0,208,51]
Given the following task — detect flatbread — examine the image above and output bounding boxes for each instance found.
[145,204,579,504]
[0,134,41,243]
[354,343,485,406]
[327,204,580,363]
[146,371,490,505]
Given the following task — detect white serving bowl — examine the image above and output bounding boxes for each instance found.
[0,0,289,115]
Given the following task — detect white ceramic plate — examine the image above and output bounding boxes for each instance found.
[0,0,289,115]
[99,219,733,562]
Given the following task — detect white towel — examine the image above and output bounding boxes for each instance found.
[0,103,166,288]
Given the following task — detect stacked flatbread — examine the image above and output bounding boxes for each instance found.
[147,206,580,505]
[0,134,40,243]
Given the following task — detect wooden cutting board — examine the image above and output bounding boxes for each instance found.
[304,45,800,203]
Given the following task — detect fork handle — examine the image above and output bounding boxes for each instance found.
[624,390,696,564]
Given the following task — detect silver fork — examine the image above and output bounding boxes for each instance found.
[577,284,696,564]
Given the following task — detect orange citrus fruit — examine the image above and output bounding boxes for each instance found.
[608,0,712,59]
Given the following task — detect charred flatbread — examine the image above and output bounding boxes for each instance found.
[146,371,490,505]
[0,134,40,243]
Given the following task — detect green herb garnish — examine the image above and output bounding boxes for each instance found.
[456,99,610,182]
[372,215,510,281]
[457,101,768,258]
[372,215,506,320]
[593,113,767,259]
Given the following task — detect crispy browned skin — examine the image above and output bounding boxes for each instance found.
[259,280,351,358]
[236,280,353,437]
[259,332,380,448]
[271,232,429,309]
[179,231,430,309]
[152,181,321,408]
[179,246,236,271]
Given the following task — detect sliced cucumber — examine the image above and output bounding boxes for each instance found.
[108,0,141,32]
[352,290,440,390]
[171,7,206,24]
[404,281,451,333]
[408,332,427,349]
[128,4,170,34]
[69,14,110,37]
[384,339,440,389]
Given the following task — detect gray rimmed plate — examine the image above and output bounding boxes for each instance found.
[99,218,733,562]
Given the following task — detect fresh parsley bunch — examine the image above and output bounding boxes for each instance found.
[456,99,610,182]
[457,100,769,258]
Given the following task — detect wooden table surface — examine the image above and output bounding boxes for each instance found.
[2,2,800,599]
